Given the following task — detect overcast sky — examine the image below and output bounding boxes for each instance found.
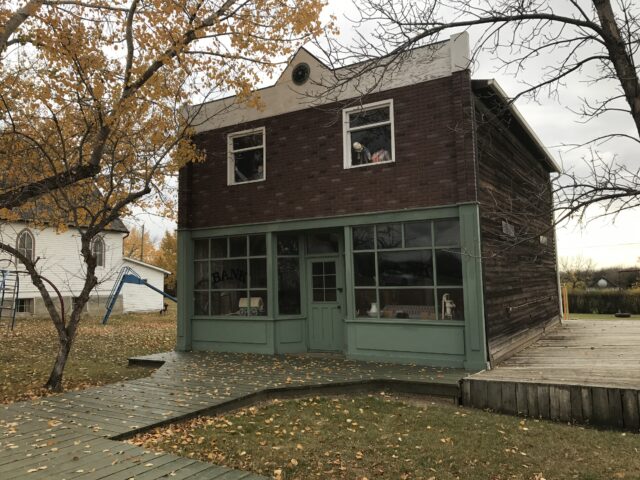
[141,0,640,269]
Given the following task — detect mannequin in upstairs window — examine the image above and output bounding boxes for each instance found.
[353,142,390,165]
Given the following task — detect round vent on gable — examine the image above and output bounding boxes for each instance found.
[291,62,310,85]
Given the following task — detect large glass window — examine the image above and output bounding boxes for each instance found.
[352,219,463,321]
[227,128,265,185]
[193,235,267,316]
[343,100,395,168]
[277,234,301,315]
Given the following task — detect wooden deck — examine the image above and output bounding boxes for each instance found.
[1,352,464,479]
[463,320,640,430]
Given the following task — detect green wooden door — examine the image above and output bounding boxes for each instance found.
[308,258,344,351]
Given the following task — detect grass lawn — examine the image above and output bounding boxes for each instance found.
[0,306,176,404]
[131,394,640,480]
[568,313,638,320]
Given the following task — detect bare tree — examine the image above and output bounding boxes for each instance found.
[560,254,597,288]
[320,0,640,219]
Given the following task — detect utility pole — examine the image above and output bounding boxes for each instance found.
[141,224,144,261]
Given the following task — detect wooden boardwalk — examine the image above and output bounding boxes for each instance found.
[1,352,464,479]
[463,320,640,430]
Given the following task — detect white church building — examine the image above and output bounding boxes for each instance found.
[0,220,170,318]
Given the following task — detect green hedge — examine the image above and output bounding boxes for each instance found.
[568,289,640,314]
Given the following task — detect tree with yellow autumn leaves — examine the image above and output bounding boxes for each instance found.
[0,0,333,391]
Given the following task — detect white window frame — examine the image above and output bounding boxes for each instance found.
[91,236,105,267]
[16,228,35,261]
[343,99,395,169]
[227,127,266,186]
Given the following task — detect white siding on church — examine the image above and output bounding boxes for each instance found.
[0,222,125,303]
[121,257,169,313]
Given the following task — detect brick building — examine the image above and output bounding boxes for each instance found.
[176,33,561,369]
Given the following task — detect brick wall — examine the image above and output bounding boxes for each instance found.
[179,71,477,229]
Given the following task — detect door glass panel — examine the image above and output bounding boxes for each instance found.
[311,261,339,303]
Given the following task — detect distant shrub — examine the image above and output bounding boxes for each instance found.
[568,289,640,314]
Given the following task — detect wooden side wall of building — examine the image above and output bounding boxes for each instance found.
[475,99,560,364]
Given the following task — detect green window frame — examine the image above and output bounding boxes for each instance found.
[352,219,464,321]
[193,234,267,316]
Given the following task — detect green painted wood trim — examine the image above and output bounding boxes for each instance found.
[176,229,192,351]
[187,205,466,238]
[459,203,488,370]
[345,318,464,327]
[266,232,275,319]
[343,226,355,321]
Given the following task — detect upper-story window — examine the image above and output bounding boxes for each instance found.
[343,100,395,169]
[227,127,266,185]
[16,229,35,261]
[91,236,105,267]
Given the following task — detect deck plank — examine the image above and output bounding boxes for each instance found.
[1,351,465,479]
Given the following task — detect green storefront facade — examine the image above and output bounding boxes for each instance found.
[177,203,488,371]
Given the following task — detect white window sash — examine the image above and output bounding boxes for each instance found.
[227,127,266,186]
[343,99,395,169]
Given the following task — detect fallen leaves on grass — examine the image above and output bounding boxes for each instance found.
[0,310,176,404]
[129,394,640,479]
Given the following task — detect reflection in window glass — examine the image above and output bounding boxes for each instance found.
[307,233,339,254]
[211,291,240,315]
[194,292,209,315]
[229,236,247,257]
[249,259,267,288]
[378,250,433,286]
[194,261,209,289]
[194,239,209,259]
[434,219,460,246]
[435,249,463,286]
[210,238,227,258]
[349,107,390,128]
[353,226,374,250]
[405,221,432,248]
[376,223,401,249]
[277,234,299,255]
[278,258,301,315]
[250,235,267,256]
[379,289,436,320]
[354,253,376,286]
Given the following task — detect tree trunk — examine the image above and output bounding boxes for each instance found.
[592,0,640,138]
[44,334,72,392]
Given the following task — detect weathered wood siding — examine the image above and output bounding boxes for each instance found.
[475,97,560,364]
[462,379,640,431]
